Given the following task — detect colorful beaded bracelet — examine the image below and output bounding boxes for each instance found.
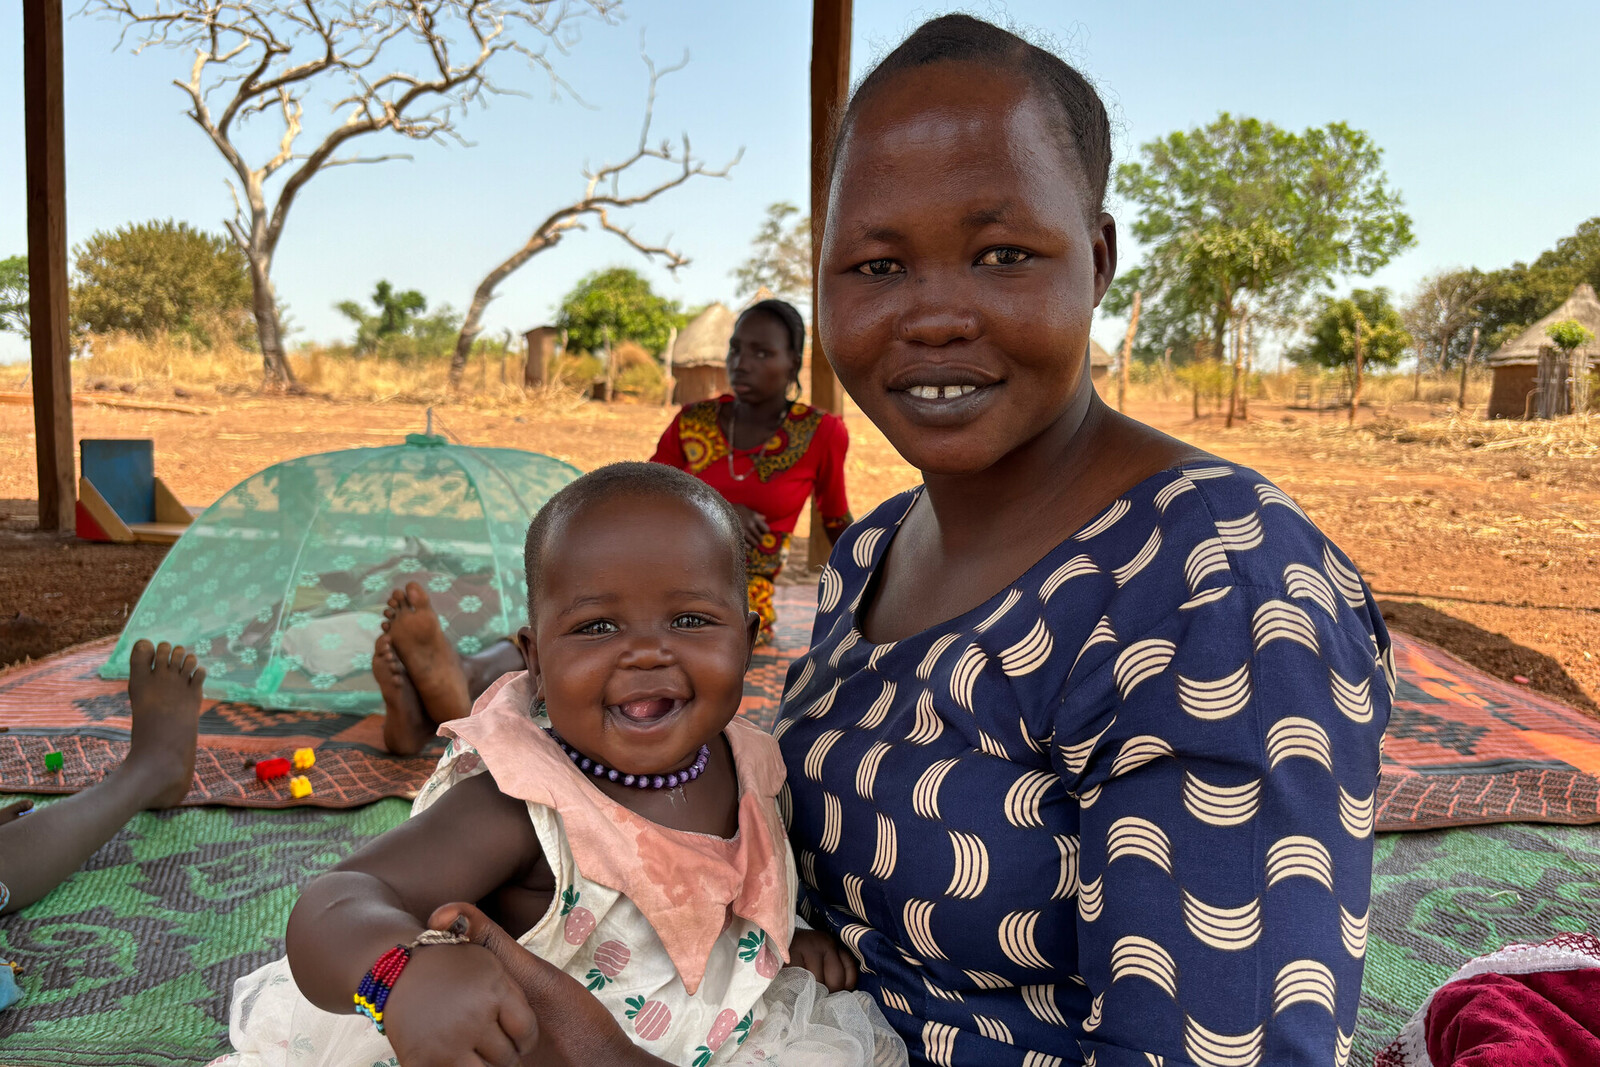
[353,929,468,1033]
[353,945,409,1033]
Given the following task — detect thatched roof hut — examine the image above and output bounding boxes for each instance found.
[1486,283,1600,418]
[668,302,735,405]
[1088,338,1114,383]
[670,303,737,370]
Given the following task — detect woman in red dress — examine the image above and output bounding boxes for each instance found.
[652,299,852,643]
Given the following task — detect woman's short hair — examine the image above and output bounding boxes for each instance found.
[829,14,1112,216]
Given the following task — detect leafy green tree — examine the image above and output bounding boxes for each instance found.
[732,202,812,304]
[336,281,428,354]
[1296,288,1411,425]
[1546,319,1595,354]
[0,256,27,337]
[1112,114,1414,363]
[1296,288,1411,371]
[71,220,254,345]
[1475,217,1600,349]
[556,267,684,356]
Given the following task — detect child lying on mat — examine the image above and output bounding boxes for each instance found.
[218,463,904,1067]
[0,640,203,1007]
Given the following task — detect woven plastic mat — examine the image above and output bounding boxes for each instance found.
[0,589,811,809]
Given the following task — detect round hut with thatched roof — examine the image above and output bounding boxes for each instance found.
[668,302,735,405]
[1486,283,1600,419]
[1088,338,1114,386]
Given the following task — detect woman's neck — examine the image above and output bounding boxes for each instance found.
[919,385,1110,555]
[729,393,790,423]
[725,394,791,449]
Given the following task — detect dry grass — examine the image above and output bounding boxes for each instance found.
[0,333,667,412]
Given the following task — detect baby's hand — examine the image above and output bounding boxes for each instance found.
[789,928,859,993]
[381,940,536,1067]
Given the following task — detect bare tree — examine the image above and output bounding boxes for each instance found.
[1402,269,1489,400]
[89,0,617,386]
[448,49,738,384]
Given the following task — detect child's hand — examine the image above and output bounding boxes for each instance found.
[381,940,536,1067]
[427,902,660,1067]
[789,928,859,993]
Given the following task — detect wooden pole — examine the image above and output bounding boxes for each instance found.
[662,326,677,406]
[1458,326,1479,413]
[808,0,851,570]
[24,0,75,532]
[1225,310,1244,428]
[1116,289,1140,413]
[1349,316,1365,427]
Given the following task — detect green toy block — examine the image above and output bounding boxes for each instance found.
[44,751,64,772]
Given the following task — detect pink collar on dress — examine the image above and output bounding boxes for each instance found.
[443,672,794,995]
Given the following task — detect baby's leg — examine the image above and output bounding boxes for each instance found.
[373,632,433,757]
[0,639,201,914]
[377,584,521,750]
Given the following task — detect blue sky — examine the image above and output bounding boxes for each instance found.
[2,1,1595,365]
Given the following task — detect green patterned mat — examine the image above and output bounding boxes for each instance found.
[1355,821,1600,1064]
[1,802,1596,1066]
[0,797,410,1066]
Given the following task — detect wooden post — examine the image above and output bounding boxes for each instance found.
[24,0,75,532]
[1458,326,1479,413]
[1349,316,1365,426]
[808,0,851,570]
[1116,290,1140,413]
[1240,314,1252,420]
[662,326,677,407]
[1225,310,1245,429]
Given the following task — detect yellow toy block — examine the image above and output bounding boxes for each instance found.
[289,775,313,799]
[292,748,315,771]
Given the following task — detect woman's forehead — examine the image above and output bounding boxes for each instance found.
[828,70,1078,219]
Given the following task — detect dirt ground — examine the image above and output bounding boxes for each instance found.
[2,388,1596,713]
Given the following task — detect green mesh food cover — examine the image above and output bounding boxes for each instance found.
[100,435,580,712]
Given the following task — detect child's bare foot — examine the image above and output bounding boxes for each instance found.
[123,639,204,808]
[374,633,434,756]
[384,582,472,726]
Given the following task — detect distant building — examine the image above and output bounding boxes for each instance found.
[1089,339,1114,385]
[1486,283,1600,419]
[668,303,736,405]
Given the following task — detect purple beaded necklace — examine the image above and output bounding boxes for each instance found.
[548,729,711,790]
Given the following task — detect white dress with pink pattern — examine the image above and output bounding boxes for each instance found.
[216,672,904,1067]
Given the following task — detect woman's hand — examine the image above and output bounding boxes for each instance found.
[427,903,668,1067]
[731,504,770,550]
[380,939,537,1067]
[789,928,859,993]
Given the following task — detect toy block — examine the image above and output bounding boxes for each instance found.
[44,751,64,772]
[255,757,291,781]
[292,748,315,771]
[289,775,313,799]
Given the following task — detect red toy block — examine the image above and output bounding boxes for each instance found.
[255,757,291,782]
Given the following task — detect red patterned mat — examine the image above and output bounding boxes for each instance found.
[4,587,1599,829]
[0,587,811,809]
[1376,634,1600,831]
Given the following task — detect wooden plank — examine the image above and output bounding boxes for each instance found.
[808,0,851,568]
[126,523,190,545]
[0,391,215,415]
[23,0,75,532]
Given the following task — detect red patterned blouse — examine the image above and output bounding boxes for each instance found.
[649,396,852,544]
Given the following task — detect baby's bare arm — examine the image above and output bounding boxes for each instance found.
[286,771,542,1014]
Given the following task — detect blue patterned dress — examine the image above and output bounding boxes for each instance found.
[776,464,1393,1067]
